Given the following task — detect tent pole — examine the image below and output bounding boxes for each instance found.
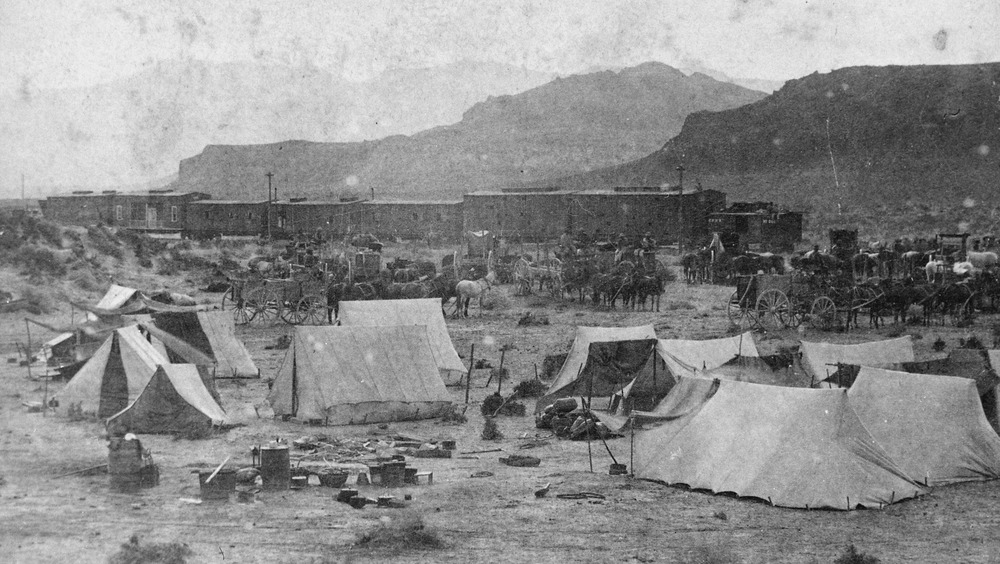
[587,364,594,473]
[24,319,33,382]
[497,348,505,396]
[464,344,475,404]
[629,416,635,476]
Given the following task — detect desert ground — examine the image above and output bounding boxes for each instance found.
[2,238,1000,564]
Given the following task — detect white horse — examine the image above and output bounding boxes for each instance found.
[454,271,497,317]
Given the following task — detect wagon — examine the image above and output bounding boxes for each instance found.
[726,273,881,331]
[222,270,327,326]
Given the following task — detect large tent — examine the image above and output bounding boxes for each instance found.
[267,325,453,425]
[634,377,925,510]
[106,364,227,435]
[801,336,915,387]
[143,311,258,378]
[848,367,1000,486]
[337,299,466,382]
[55,325,167,418]
[535,325,659,413]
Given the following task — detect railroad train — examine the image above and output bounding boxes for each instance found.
[38,186,803,250]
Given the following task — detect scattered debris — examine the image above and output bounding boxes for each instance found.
[534,483,551,498]
[474,359,492,369]
[499,454,540,467]
[555,492,605,500]
[517,312,549,326]
[470,471,494,478]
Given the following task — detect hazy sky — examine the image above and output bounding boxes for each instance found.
[4,0,998,96]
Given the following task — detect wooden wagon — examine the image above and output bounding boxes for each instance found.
[727,273,881,331]
[222,270,327,326]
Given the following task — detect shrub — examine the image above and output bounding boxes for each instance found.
[157,251,214,274]
[438,405,467,424]
[960,334,985,350]
[481,289,512,310]
[481,393,504,416]
[932,336,946,352]
[834,544,880,564]
[353,513,446,553]
[68,269,101,291]
[21,286,56,314]
[512,379,547,398]
[86,225,123,260]
[481,417,504,440]
[108,534,193,564]
[6,245,66,278]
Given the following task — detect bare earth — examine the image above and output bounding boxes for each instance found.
[2,247,1000,564]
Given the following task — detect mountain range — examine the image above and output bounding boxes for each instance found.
[174,62,766,200]
[536,63,1000,237]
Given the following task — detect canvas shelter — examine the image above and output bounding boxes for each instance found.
[535,325,659,413]
[106,364,227,435]
[847,367,1000,486]
[801,336,915,387]
[337,299,465,382]
[55,325,167,419]
[697,354,810,388]
[142,311,258,378]
[656,332,759,380]
[267,325,453,425]
[95,284,144,311]
[634,377,925,510]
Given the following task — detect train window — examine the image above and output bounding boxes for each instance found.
[171,206,178,222]
[248,212,254,219]
[115,205,123,221]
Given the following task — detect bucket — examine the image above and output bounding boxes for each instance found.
[259,444,290,490]
[381,462,406,488]
[199,469,237,500]
[337,488,359,503]
[290,475,308,489]
[319,471,349,488]
[609,463,628,476]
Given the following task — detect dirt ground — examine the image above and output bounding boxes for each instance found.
[2,246,1000,563]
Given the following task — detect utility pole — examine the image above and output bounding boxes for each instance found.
[21,174,25,210]
[266,172,274,240]
[676,165,685,253]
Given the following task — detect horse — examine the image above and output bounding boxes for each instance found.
[680,252,703,283]
[631,272,663,311]
[454,271,497,317]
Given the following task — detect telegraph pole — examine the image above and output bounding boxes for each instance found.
[676,165,685,253]
[266,172,274,240]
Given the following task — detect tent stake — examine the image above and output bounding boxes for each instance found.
[464,344,475,404]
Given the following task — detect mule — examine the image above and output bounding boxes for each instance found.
[454,272,497,317]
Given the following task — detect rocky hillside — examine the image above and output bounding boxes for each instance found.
[174,63,766,200]
[537,63,1000,238]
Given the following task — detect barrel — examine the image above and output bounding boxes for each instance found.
[199,469,237,500]
[381,461,406,487]
[259,444,290,490]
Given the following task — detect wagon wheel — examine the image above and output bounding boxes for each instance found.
[222,285,251,326]
[755,288,790,331]
[810,296,838,331]
[850,286,879,328]
[247,287,281,325]
[300,295,329,325]
[726,291,752,328]
[786,298,806,328]
[951,295,976,327]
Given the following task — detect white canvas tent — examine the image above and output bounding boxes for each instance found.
[267,325,453,425]
[55,325,167,419]
[801,336,915,387]
[656,332,759,380]
[337,299,466,382]
[634,377,925,510]
[848,367,1000,486]
[106,364,227,435]
[96,284,143,311]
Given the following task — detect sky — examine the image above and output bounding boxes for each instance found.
[3,0,998,96]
